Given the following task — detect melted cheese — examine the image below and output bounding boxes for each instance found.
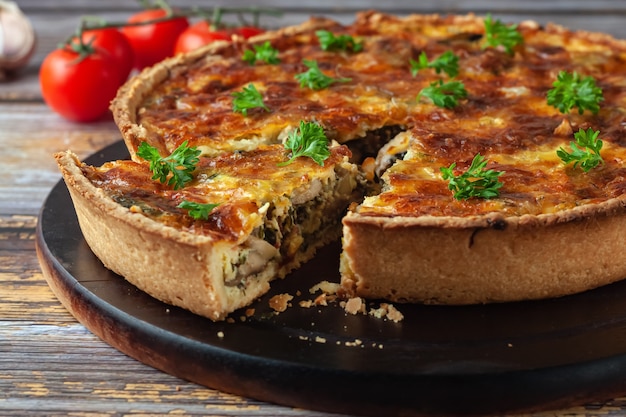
[131,11,626,222]
[83,144,352,242]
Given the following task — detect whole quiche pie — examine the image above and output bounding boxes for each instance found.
[55,11,626,320]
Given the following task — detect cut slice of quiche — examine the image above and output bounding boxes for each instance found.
[56,143,358,321]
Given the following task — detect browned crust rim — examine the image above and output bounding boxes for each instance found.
[346,194,626,229]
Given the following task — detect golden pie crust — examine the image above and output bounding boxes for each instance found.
[56,11,626,320]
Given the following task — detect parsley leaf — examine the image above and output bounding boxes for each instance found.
[418,79,468,109]
[137,141,201,190]
[557,128,604,172]
[410,50,459,78]
[278,120,330,166]
[177,200,220,220]
[232,83,270,116]
[316,30,363,52]
[440,154,504,200]
[295,59,351,90]
[547,71,604,115]
[482,14,524,55]
[242,41,280,65]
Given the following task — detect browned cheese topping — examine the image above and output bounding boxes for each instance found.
[81,144,352,241]
[128,12,626,220]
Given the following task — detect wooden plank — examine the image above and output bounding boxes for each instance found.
[15,0,626,13]
[0,103,120,215]
[0,324,327,416]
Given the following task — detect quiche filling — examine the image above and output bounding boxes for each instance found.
[79,143,358,294]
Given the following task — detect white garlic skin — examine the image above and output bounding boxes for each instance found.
[0,1,36,71]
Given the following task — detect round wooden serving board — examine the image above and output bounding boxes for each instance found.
[36,140,626,416]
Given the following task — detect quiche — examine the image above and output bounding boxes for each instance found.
[56,11,626,320]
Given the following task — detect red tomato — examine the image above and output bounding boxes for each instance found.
[121,8,189,70]
[235,26,265,39]
[78,28,134,84]
[40,47,121,122]
[174,21,231,54]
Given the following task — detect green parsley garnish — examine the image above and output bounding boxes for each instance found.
[295,59,351,90]
[482,14,524,55]
[242,41,280,65]
[418,79,468,109]
[316,30,363,52]
[546,71,604,115]
[137,141,200,190]
[177,201,220,220]
[232,83,270,116]
[557,128,604,172]
[410,50,459,78]
[278,120,330,166]
[440,154,504,200]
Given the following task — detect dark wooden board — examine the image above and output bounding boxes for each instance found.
[36,140,626,416]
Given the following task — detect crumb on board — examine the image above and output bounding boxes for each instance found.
[340,297,404,322]
[343,296,366,315]
[383,303,404,323]
[269,293,294,313]
[299,299,314,308]
[314,292,329,306]
[309,280,341,295]
[344,338,362,347]
[369,303,404,323]
[224,281,404,324]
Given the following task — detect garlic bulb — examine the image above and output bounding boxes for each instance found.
[0,1,35,73]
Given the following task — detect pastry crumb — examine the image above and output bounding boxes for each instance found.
[344,338,363,347]
[217,331,225,338]
[344,297,365,315]
[387,304,404,323]
[269,293,294,313]
[299,299,314,308]
[364,303,405,322]
[309,280,341,295]
[314,292,329,306]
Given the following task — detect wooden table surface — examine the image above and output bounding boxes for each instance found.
[3,1,626,416]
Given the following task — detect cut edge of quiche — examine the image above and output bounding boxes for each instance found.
[55,145,359,321]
